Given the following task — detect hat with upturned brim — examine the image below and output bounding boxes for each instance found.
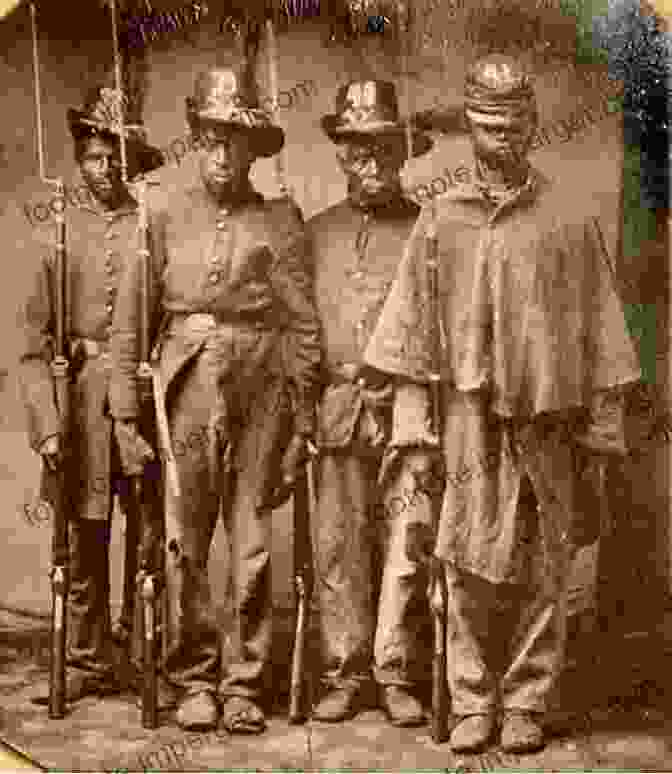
[321,80,433,158]
[186,67,285,159]
[67,86,164,178]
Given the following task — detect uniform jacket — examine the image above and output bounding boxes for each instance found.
[364,168,642,583]
[109,184,322,448]
[306,197,420,450]
[18,182,161,520]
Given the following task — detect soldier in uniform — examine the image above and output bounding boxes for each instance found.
[364,55,642,753]
[308,81,434,726]
[18,86,164,704]
[110,66,322,733]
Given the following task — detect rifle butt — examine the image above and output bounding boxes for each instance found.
[139,572,159,729]
[288,589,308,724]
[48,565,68,719]
[430,570,448,744]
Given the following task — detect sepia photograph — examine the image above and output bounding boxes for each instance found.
[0,0,669,769]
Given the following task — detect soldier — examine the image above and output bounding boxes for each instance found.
[18,86,164,705]
[308,80,434,726]
[109,66,322,733]
[364,55,642,753]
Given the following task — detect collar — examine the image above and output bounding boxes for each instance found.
[186,180,264,216]
[448,164,541,224]
[347,193,420,220]
[72,172,138,219]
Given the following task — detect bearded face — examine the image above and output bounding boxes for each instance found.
[336,136,406,206]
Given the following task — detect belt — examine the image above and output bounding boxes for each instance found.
[168,312,271,336]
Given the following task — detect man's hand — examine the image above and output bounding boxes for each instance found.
[263,434,316,510]
[39,434,62,472]
[114,419,155,477]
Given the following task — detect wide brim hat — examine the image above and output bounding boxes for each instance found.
[186,67,284,159]
[67,87,164,178]
[321,80,433,158]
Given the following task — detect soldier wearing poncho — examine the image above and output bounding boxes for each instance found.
[364,56,642,753]
[110,66,322,733]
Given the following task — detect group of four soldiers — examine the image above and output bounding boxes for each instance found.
[19,52,640,754]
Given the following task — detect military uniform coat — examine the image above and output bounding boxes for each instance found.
[18,183,160,521]
[364,169,642,585]
[109,183,321,449]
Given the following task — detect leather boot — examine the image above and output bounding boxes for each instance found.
[449,714,496,753]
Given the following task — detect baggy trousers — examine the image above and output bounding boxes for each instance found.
[161,344,290,701]
[445,482,571,716]
[313,443,433,691]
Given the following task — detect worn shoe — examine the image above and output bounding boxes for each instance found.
[31,671,120,706]
[313,685,364,722]
[176,691,219,732]
[220,696,266,735]
[500,710,545,754]
[449,714,496,754]
[380,686,425,727]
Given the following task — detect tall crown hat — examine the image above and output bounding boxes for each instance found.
[464,54,537,125]
[186,66,285,158]
[67,86,164,178]
[321,80,433,157]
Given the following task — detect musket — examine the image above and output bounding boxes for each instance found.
[288,441,317,724]
[30,0,70,720]
[133,175,163,729]
[110,0,164,728]
[425,197,449,744]
[264,10,316,723]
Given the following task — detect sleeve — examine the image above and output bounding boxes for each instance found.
[108,209,167,420]
[16,234,60,454]
[363,207,434,381]
[268,199,323,437]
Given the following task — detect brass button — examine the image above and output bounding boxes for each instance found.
[208,271,220,285]
[106,263,115,275]
[106,302,114,314]
[211,255,221,266]
[216,221,228,230]
[105,231,117,240]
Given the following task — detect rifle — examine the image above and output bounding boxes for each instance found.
[30,1,70,720]
[133,176,164,730]
[425,201,449,744]
[288,445,317,724]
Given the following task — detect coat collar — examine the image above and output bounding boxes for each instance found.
[184,180,264,216]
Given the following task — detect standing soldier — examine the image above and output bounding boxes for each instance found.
[364,55,642,753]
[18,86,164,705]
[308,80,434,726]
[109,65,322,733]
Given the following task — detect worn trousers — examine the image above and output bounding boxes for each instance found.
[68,476,136,677]
[445,489,570,716]
[313,448,433,691]
[161,349,290,701]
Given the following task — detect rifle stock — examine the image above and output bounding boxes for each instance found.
[49,180,70,720]
[289,455,315,724]
[426,210,449,744]
[134,178,163,729]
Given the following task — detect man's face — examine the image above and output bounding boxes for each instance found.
[79,136,124,206]
[469,112,534,170]
[337,136,406,204]
[199,127,255,200]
